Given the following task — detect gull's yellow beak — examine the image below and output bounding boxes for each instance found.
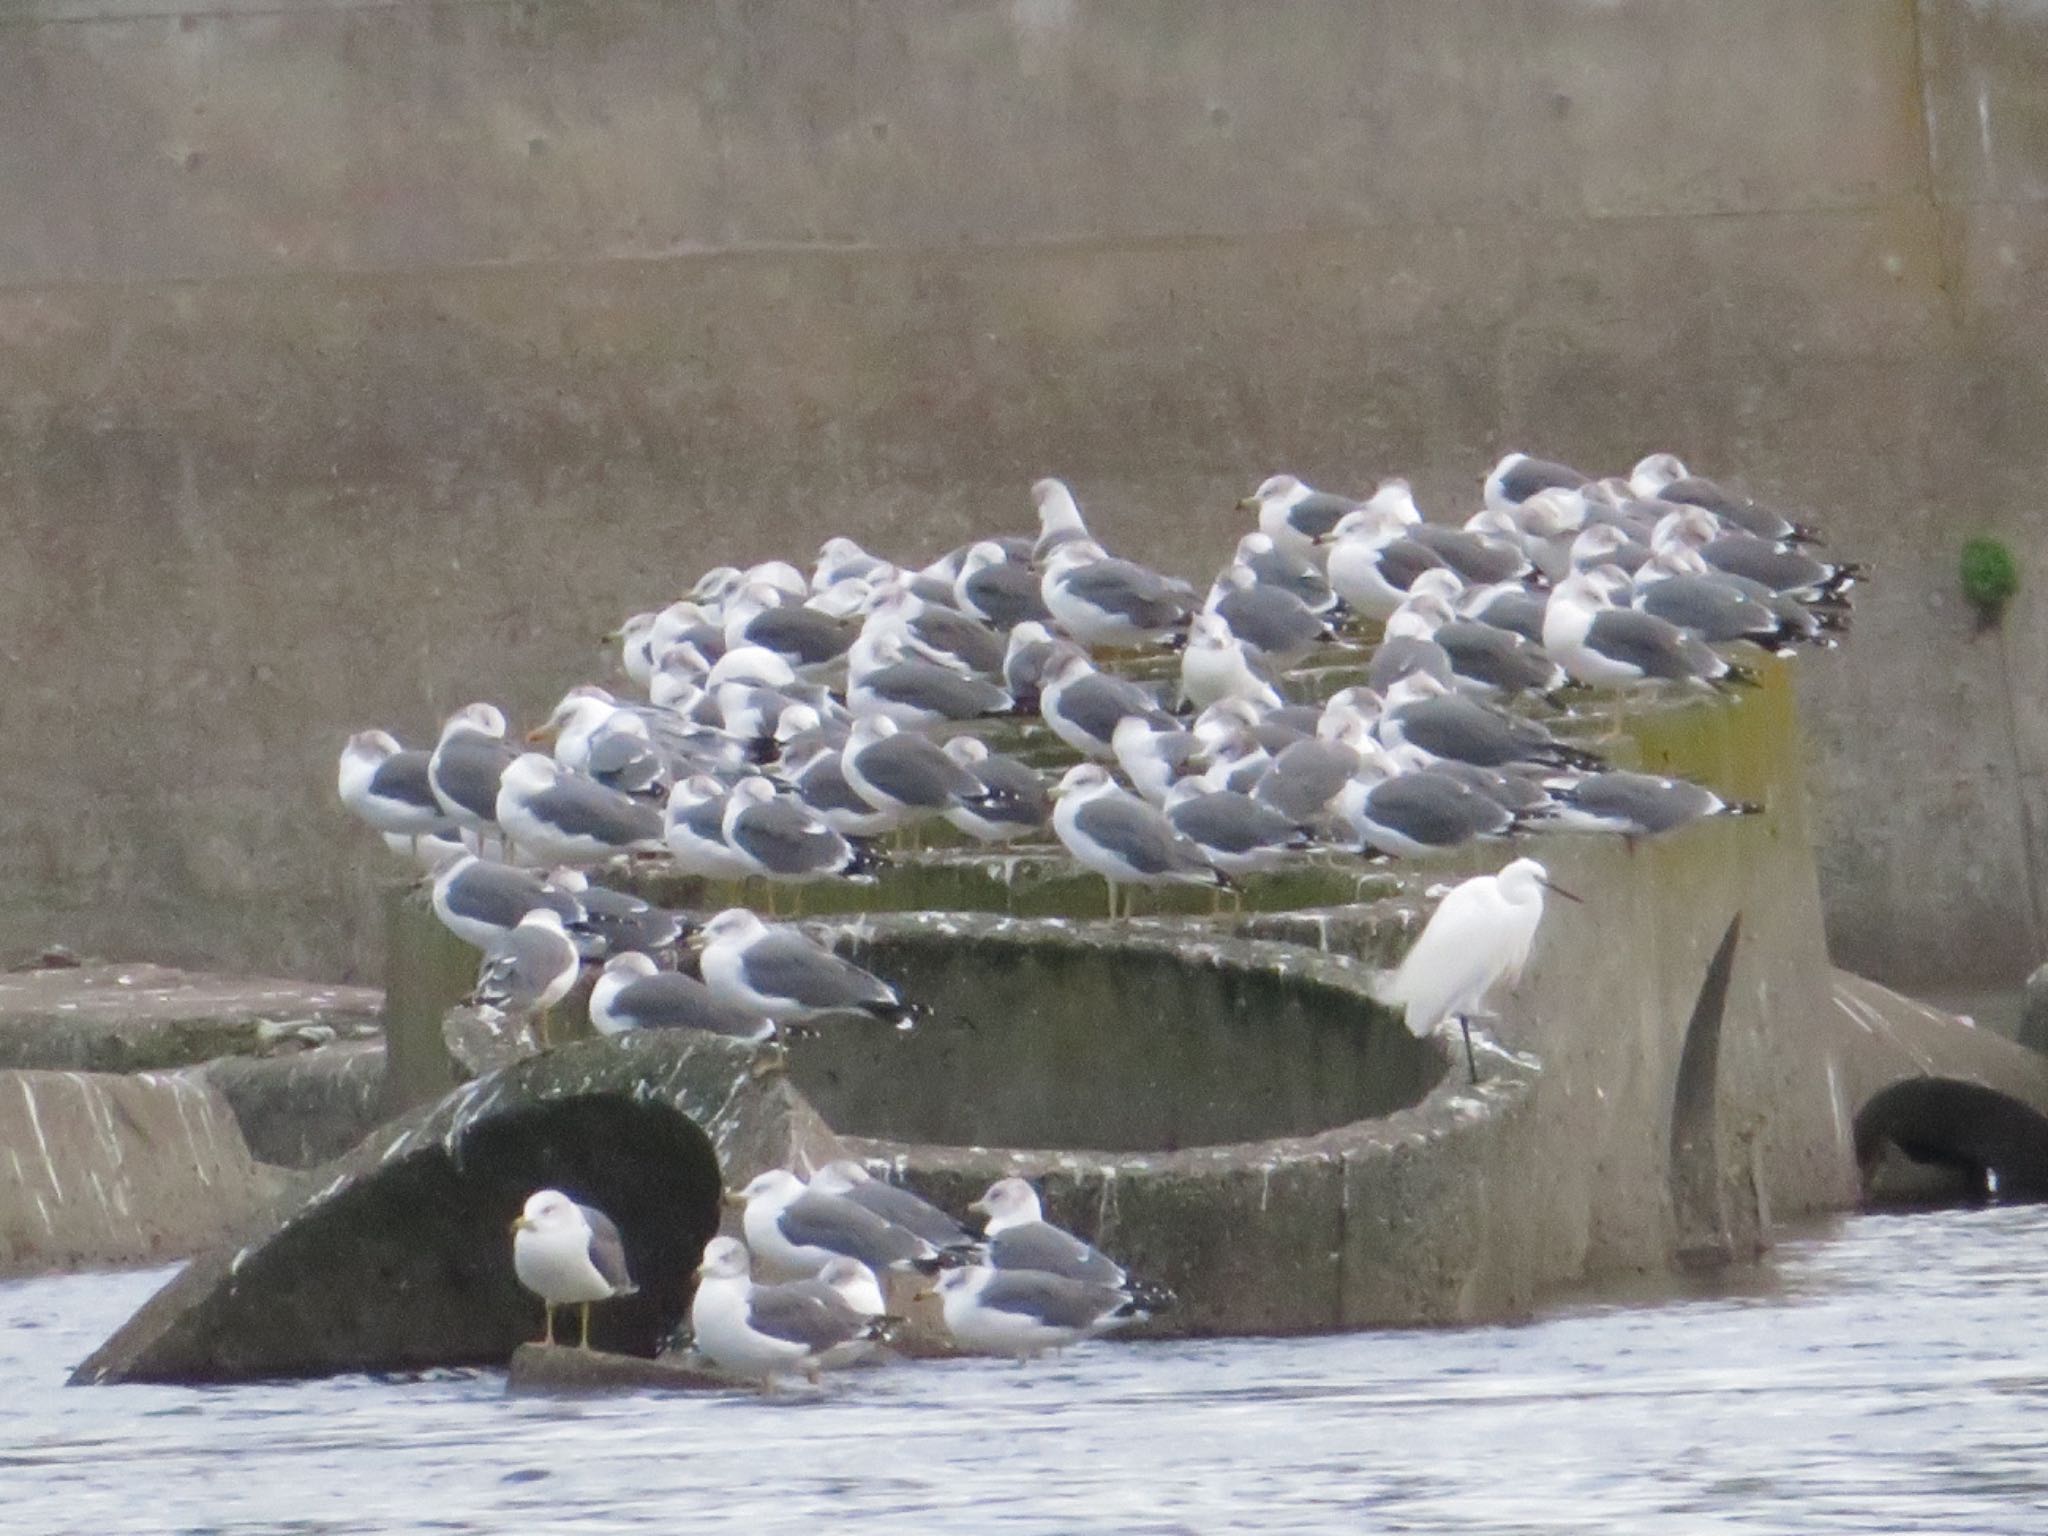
[721,1190,746,1210]
[967,1199,990,1217]
[525,723,559,745]
[509,1215,534,1234]
[1235,495,1259,512]
[913,1288,935,1303]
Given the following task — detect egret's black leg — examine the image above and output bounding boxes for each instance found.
[1459,1016,1479,1084]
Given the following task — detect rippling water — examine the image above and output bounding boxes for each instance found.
[8,1204,2048,1533]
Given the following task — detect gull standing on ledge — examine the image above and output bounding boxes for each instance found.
[511,1189,638,1349]
[689,1236,896,1388]
[1376,857,1579,1083]
[1051,764,1228,918]
[695,908,915,1027]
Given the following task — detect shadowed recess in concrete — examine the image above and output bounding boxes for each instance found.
[73,1094,722,1383]
[1853,1079,2048,1204]
[1668,915,1745,1269]
[788,920,1436,1153]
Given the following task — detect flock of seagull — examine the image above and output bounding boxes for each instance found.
[512,1168,1172,1385]
[338,448,1855,1375]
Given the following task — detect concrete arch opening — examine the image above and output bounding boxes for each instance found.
[1854,1079,2048,1206]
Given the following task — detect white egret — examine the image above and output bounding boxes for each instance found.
[1377,857,1579,1082]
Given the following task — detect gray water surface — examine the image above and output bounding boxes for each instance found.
[7,1203,2048,1534]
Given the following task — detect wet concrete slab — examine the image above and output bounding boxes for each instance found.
[0,1068,284,1277]
[0,963,382,1074]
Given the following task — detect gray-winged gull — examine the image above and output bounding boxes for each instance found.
[1529,770,1760,840]
[732,1168,945,1278]
[470,907,581,1020]
[1483,451,1590,514]
[663,776,759,882]
[1629,453,1821,546]
[511,1188,639,1349]
[847,632,1012,727]
[696,908,913,1025]
[1324,509,1455,621]
[495,753,668,865]
[720,777,877,895]
[1180,611,1284,711]
[781,740,901,840]
[1379,673,1605,771]
[430,853,582,952]
[940,737,1049,842]
[811,1160,976,1250]
[930,1265,1149,1359]
[1238,473,1360,561]
[1051,763,1226,917]
[955,540,1052,629]
[543,868,688,958]
[1030,477,1096,563]
[427,703,520,834]
[1038,644,1175,760]
[1338,764,1516,859]
[1110,715,1202,806]
[1207,566,1336,663]
[1039,542,1196,649]
[840,714,986,819]
[337,730,453,846]
[1163,782,1312,879]
[689,1236,895,1386]
[1542,572,1740,689]
[588,952,775,1041]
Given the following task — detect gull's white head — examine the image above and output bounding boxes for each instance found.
[1629,453,1688,499]
[439,702,508,743]
[694,1234,751,1281]
[700,906,771,947]
[736,1168,806,1207]
[1053,763,1115,799]
[969,1176,1043,1231]
[1030,477,1087,533]
[512,1188,587,1237]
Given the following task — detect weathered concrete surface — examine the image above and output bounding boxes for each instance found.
[0,963,381,1073]
[0,1069,280,1276]
[74,1032,842,1382]
[505,1343,746,1396]
[0,2,2042,995]
[202,1041,390,1169]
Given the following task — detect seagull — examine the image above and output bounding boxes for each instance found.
[840,714,988,822]
[930,1265,1150,1359]
[1375,857,1579,1082]
[1528,770,1761,841]
[1050,764,1227,918]
[495,753,668,866]
[541,868,688,958]
[813,535,897,592]
[663,776,760,882]
[1383,591,1565,697]
[1111,714,1203,806]
[688,1236,895,1386]
[954,540,1053,629]
[721,776,877,894]
[511,1188,638,1349]
[1002,621,1061,710]
[1180,611,1285,711]
[1629,453,1821,546]
[337,730,454,848]
[469,908,581,1024]
[1338,760,1517,859]
[1324,507,1453,621]
[810,1160,977,1249]
[526,687,673,798]
[695,908,914,1026]
[965,1176,1140,1287]
[1541,572,1740,690]
[427,703,520,836]
[1230,531,1339,614]
[940,737,1050,842]
[848,630,1012,727]
[429,853,583,953]
[1030,477,1098,562]
[588,952,776,1041]
[1205,565,1336,664]
[1379,673,1605,772]
[1483,451,1590,514]
[1163,782,1314,880]
[781,740,902,840]
[1038,645,1176,760]
[1366,480,1532,586]
[1040,542,1196,650]
[723,584,858,676]
[732,1168,949,1279]
[1238,474,1360,561]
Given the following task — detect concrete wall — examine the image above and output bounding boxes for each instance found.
[1,0,2044,989]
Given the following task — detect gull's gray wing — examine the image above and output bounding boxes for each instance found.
[742,934,895,1013]
[777,1191,926,1269]
[745,1281,866,1351]
[987,1221,1124,1286]
[977,1269,1128,1329]
[574,1203,638,1295]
